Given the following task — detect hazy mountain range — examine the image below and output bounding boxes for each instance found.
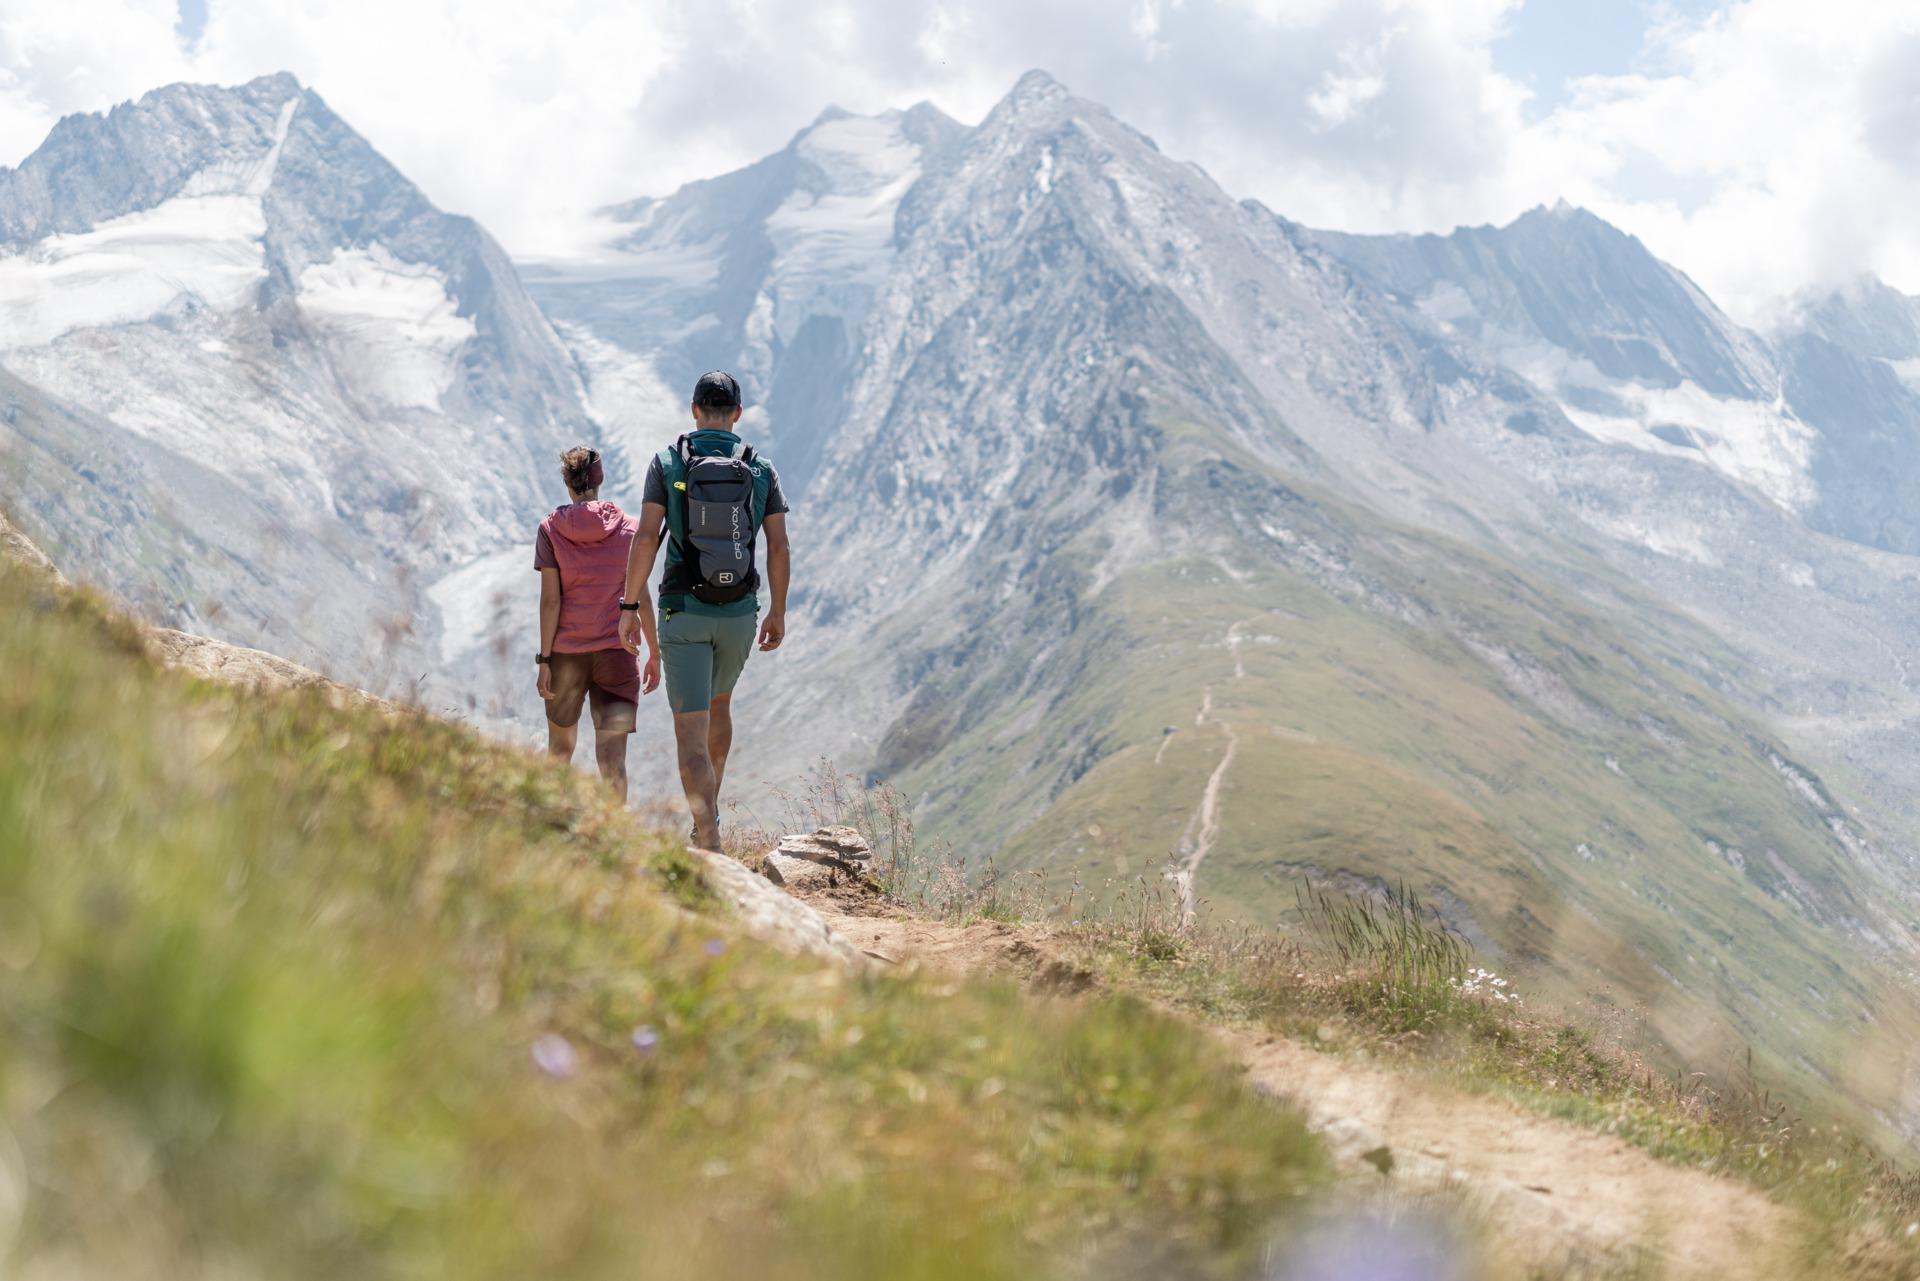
[4,70,1919,1145]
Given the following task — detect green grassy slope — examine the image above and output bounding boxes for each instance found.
[0,564,1327,1280]
[884,420,1920,1147]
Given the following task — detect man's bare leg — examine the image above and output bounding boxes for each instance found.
[673,709,721,849]
[547,720,578,761]
[594,729,630,805]
[708,694,735,803]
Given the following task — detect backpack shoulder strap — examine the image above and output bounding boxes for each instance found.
[659,440,690,547]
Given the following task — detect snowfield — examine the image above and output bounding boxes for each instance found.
[1554,375,1816,512]
[761,111,925,346]
[297,245,475,410]
[428,545,535,666]
[0,195,268,349]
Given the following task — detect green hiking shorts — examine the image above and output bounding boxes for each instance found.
[660,609,757,714]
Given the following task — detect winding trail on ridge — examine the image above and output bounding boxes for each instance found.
[1171,621,1247,923]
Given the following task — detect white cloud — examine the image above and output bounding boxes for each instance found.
[0,0,192,163]
[0,0,1917,320]
[189,0,681,257]
[1527,0,1920,322]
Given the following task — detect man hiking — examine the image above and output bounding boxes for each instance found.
[536,446,659,802]
[618,371,789,851]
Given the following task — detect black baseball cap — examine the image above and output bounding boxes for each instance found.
[692,370,742,410]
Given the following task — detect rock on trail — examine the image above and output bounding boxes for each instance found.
[695,848,870,970]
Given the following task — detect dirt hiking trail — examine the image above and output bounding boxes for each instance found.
[779,861,1807,1281]
[1168,619,1249,923]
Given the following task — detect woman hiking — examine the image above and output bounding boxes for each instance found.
[534,446,660,801]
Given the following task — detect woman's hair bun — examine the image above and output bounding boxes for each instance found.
[561,446,600,493]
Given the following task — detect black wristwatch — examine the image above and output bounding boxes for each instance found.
[619,600,642,612]
[535,653,551,666]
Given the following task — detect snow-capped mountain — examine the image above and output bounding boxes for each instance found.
[0,73,590,698]
[1312,204,1810,508]
[1307,202,1920,819]
[524,101,966,494]
[1316,205,1920,566]
[1774,278,1920,556]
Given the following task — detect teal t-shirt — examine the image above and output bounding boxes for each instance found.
[641,430,787,617]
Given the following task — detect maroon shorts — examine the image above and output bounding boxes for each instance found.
[545,648,640,732]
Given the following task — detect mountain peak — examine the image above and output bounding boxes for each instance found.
[999,68,1071,115]
[0,71,322,244]
[1826,271,1917,307]
[245,70,306,99]
[1520,198,1597,227]
[970,68,1098,146]
[1507,201,1647,252]
[125,70,306,120]
[1789,271,1920,359]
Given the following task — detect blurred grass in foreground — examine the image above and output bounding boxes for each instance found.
[0,564,1326,1280]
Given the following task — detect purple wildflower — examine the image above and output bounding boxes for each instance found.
[703,939,726,958]
[631,1024,659,1053]
[531,1033,578,1079]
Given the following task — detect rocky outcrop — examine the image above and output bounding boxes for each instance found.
[773,826,875,872]
[144,626,366,701]
[3,504,360,701]
[0,510,63,583]
[692,849,870,972]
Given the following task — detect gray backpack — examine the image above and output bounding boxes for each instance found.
[661,435,760,606]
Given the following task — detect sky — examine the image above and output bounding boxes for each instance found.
[1,0,1917,324]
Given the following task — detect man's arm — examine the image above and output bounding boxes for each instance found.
[537,567,561,699]
[758,511,788,652]
[619,502,667,692]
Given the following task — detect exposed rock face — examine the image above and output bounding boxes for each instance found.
[143,626,388,710]
[691,849,869,971]
[524,101,967,496]
[0,510,61,583]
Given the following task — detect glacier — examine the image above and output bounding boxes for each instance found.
[295,244,475,411]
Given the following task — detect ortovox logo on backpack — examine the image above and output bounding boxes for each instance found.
[667,434,761,606]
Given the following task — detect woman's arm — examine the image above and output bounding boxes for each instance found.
[537,566,561,699]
